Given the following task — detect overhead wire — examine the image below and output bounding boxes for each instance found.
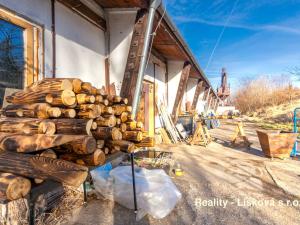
[204,0,239,73]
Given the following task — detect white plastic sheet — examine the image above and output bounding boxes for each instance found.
[91,166,182,220]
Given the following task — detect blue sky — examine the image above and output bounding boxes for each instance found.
[166,0,300,92]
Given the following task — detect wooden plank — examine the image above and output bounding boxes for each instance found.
[105,58,110,95]
[172,62,191,121]
[202,87,210,101]
[191,80,204,110]
[120,9,148,104]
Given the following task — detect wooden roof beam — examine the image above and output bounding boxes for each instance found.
[94,0,148,8]
[58,0,107,31]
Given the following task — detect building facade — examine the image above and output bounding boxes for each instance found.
[0,0,218,136]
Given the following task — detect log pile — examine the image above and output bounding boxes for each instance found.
[0,78,146,202]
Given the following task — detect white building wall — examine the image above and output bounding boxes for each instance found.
[108,10,137,95]
[55,3,106,87]
[0,0,107,87]
[196,92,206,114]
[167,60,184,113]
[183,78,197,111]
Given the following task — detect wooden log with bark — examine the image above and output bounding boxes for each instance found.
[51,119,93,135]
[76,94,95,104]
[112,105,132,116]
[60,149,105,166]
[135,136,155,147]
[95,116,117,127]
[0,151,88,187]
[119,123,127,132]
[92,127,122,140]
[34,149,58,184]
[60,108,76,118]
[0,118,56,135]
[0,133,82,153]
[119,112,129,123]
[3,103,61,119]
[106,140,136,153]
[61,136,96,155]
[95,95,103,104]
[98,105,114,115]
[0,173,31,201]
[46,90,77,107]
[77,110,98,119]
[27,78,73,92]
[124,121,137,130]
[122,131,143,142]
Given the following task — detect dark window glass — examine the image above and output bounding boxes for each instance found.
[0,19,24,106]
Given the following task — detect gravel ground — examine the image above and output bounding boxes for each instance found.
[64,121,300,225]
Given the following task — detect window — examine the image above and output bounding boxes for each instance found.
[0,8,41,106]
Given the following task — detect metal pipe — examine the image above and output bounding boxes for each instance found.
[51,0,56,78]
[130,153,138,212]
[131,0,162,118]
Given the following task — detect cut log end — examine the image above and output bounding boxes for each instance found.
[61,90,77,106]
[47,107,61,118]
[0,173,31,201]
[37,121,56,135]
[61,79,73,91]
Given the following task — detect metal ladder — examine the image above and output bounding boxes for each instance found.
[292,107,300,156]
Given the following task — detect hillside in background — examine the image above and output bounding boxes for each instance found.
[233,76,300,131]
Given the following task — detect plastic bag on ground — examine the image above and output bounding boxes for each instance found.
[91,166,182,220]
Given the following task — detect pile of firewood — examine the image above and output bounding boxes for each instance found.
[0,78,145,202]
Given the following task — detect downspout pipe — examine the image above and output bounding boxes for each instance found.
[51,0,56,78]
[131,0,162,118]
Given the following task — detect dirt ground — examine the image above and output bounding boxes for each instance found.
[64,120,300,225]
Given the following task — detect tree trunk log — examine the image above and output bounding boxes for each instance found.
[3,103,61,119]
[112,105,132,116]
[46,90,77,107]
[51,119,93,135]
[61,136,96,155]
[95,116,116,127]
[92,127,122,140]
[0,133,82,153]
[60,108,76,118]
[76,94,95,104]
[60,149,105,166]
[119,112,129,123]
[0,118,56,135]
[119,123,127,132]
[106,140,136,153]
[122,131,143,142]
[27,79,73,92]
[6,90,75,107]
[0,173,31,201]
[125,121,137,130]
[34,149,58,184]
[77,110,98,119]
[0,151,88,187]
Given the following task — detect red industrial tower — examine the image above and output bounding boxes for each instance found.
[217,68,230,101]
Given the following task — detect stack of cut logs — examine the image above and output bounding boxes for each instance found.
[0,78,145,202]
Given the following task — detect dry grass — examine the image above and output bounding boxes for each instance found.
[35,186,83,225]
[234,76,299,114]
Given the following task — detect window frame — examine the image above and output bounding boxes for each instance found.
[0,7,41,87]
